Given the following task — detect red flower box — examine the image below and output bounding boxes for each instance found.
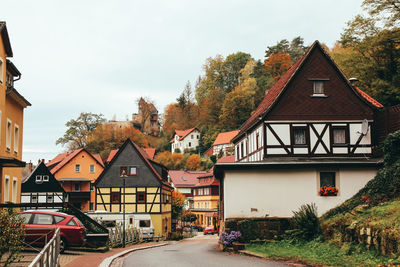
[319,186,338,196]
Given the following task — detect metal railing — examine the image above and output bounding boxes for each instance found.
[28,228,60,267]
[108,226,143,247]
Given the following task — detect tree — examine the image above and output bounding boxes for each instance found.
[265,37,308,62]
[0,209,25,266]
[56,112,106,150]
[184,154,201,170]
[172,190,186,220]
[264,53,292,81]
[363,0,400,27]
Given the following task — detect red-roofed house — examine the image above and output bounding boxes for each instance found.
[190,172,219,229]
[211,130,239,157]
[170,128,200,153]
[215,41,385,222]
[46,148,104,211]
[168,170,208,209]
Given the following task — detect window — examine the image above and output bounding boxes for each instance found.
[0,58,3,84]
[240,143,244,158]
[256,133,259,149]
[333,128,346,144]
[75,164,80,173]
[89,203,94,210]
[189,142,191,147]
[197,135,199,139]
[47,195,54,203]
[74,183,80,191]
[111,192,120,203]
[31,194,38,203]
[18,213,32,224]
[320,172,336,187]
[293,127,307,145]
[6,119,11,151]
[32,214,53,225]
[90,183,95,191]
[42,175,49,182]
[137,192,146,203]
[53,215,65,223]
[139,220,150,227]
[35,175,42,183]
[120,166,128,177]
[67,218,77,226]
[4,176,9,202]
[191,134,193,139]
[129,167,137,176]
[12,178,17,203]
[89,164,95,173]
[14,125,19,154]
[313,81,324,94]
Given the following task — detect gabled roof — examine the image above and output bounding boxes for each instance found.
[106,147,156,162]
[22,161,65,193]
[213,130,240,146]
[6,87,31,108]
[217,155,235,163]
[47,148,104,175]
[234,40,383,142]
[0,22,13,57]
[168,170,208,187]
[96,139,172,188]
[171,128,198,143]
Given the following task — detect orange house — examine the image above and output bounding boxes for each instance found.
[47,149,104,211]
[0,22,31,204]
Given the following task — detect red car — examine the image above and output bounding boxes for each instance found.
[16,210,86,252]
[203,227,215,235]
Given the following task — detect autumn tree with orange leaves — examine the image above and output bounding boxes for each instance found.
[172,190,186,220]
[184,154,201,170]
[264,53,292,81]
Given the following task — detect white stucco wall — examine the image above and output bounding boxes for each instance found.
[171,130,200,153]
[223,168,377,218]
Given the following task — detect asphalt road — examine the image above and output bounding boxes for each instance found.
[122,234,288,267]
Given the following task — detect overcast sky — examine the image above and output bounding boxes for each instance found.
[1,0,364,163]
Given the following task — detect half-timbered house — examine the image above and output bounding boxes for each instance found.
[95,139,173,237]
[21,161,66,209]
[214,41,385,220]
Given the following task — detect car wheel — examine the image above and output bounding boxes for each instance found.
[60,238,68,253]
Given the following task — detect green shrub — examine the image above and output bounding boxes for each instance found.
[169,232,183,240]
[238,220,258,242]
[289,203,321,241]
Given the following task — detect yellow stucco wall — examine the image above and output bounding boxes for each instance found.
[151,212,171,237]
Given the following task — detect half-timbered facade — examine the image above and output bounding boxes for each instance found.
[21,161,66,209]
[95,139,173,237]
[215,41,384,220]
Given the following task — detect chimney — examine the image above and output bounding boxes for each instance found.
[28,161,33,172]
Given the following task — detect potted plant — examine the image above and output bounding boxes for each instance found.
[219,231,242,251]
[319,186,338,196]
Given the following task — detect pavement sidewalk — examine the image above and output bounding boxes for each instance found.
[62,242,167,267]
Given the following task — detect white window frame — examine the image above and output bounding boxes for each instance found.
[42,175,49,182]
[75,164,80,173]
[35,175,42,183]
[14,124,19,155]
[6,119,12,152]
[12,177,17,203]
[89,164,95,173]
[4,175,10,202]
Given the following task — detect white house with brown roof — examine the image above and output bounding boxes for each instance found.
[170,128,200,153]
[214,41,384,220]
[212,130,239,157]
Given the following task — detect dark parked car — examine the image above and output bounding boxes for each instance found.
[16,210,86,252]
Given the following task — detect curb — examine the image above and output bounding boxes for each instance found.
[98,243,168,267]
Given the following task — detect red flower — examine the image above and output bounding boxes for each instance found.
[319,186,338,196]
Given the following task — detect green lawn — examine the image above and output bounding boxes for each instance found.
[245,240,400,266]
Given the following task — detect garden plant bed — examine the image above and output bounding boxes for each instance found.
[244,240,400,266]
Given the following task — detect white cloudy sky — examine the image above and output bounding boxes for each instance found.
[1,0,364,163]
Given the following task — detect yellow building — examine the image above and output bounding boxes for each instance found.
[0,22,31,204]
[191,173,219,228]
[95,139,173,237]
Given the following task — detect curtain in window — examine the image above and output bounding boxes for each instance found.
[294,129,306,145]
[333,129,346,144]
[313,81,324,94]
